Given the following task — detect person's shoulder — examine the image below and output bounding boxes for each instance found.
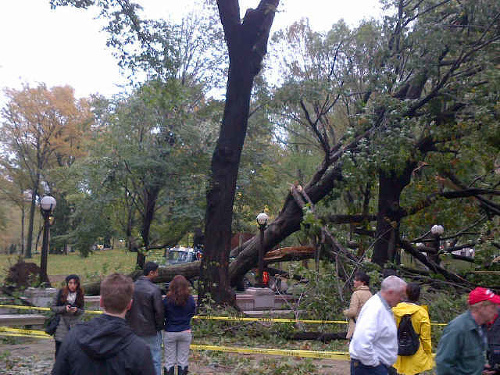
[444,311,470,331]
[359,294,379,312]
[365,293,378,304]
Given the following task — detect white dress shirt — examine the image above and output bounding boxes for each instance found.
[349,293,398,367]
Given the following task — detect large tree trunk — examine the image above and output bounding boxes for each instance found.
[137,186,160,269]
[21,205,25,255]
[198,0,279,307]
[25,184,39,259]
[371,164,415,266]
[84,262,200,295]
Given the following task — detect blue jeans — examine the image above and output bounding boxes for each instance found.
[351,359,389,375]
[140,332,163,375]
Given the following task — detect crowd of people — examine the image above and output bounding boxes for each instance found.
[50,262,195,375]
[47,263,500,375]
[346,272,500,375]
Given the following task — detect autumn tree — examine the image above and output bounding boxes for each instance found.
[0,84,93,259]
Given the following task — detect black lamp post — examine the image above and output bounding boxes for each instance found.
[40,195,56,286]
[430,224,444,264]
[256,212,269,288]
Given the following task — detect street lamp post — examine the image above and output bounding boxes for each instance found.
[256,212,269,288]
[430,224,444,264]
[40,196,56,286]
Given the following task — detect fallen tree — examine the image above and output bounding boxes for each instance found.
[83,261,201,295]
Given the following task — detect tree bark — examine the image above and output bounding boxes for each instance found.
[83,262,201,295]
[263,246,315,262]
[372,164,415,266]
[199,0,279,307]
[25,184,39,259]
[21,205,25,256]
[137,186,160,269]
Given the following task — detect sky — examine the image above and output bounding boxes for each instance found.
[0,0,382,105]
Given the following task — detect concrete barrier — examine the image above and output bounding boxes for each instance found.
[86,291,295,312]
[24,287,58,308]
[0,314,46,327]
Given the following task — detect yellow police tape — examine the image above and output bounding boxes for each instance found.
[191,344,350,360]
[0,326,350,360]
[0,326,51,338]
[0,304,103,315]
[194,315,349,325]
[0,304,447,326]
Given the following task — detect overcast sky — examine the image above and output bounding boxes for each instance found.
[0,0,381,104]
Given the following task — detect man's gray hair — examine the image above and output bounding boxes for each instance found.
[381,275,407,292]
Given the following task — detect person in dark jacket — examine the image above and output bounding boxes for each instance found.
[436,287,500,375]
[163,274,196,375]
[51,273,155,375]
[126,261,164,375]
[51,274,85,358]
[486,307,500,374]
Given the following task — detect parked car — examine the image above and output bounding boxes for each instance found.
[165,247,201,265]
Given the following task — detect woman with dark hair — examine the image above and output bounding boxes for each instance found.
[163,275,196,375]
[50,274,85,358]
[343,270,372,340]
[392,282,433,375]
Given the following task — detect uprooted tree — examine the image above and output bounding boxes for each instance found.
[51,0,499,300]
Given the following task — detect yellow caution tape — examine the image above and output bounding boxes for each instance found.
[0,326,439,361]
[0,332,51,339]
[0,304,102,315]
[193,315,347,324]
[0,326,51,339]
[191,344,350,360]
[0,305,447,325]
[0,304,51,312]
[0,326,350,360]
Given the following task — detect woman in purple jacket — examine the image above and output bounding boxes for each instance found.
[163,275,196,375]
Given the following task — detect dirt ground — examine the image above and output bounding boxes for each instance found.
[0,337,351,374]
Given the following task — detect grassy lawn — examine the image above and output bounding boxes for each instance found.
[0,248,166,285]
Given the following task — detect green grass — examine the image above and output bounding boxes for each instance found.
[0,248,166,285]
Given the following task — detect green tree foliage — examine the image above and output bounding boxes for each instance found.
[257,0,499,277]
[60,79,221,260]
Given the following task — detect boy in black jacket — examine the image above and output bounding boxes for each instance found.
[52,273,155,375]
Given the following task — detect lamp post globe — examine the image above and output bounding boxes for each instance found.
[40,195,57,212]
[431,224,444,236]
[256,212,269,228]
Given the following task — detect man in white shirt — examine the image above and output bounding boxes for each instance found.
[349,275,407,375]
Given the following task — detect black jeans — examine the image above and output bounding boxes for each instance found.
[351,360,389,375]
[55,340,62,359]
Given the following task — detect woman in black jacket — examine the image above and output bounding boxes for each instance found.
[50,274,84,358]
